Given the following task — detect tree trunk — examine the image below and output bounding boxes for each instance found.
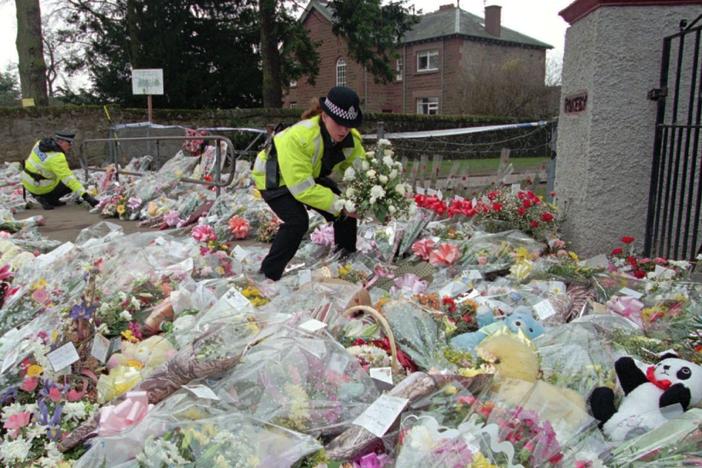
[259,0,282,108]
[15,0,48,106]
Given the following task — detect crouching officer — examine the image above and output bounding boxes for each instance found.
[252,86,366,280]
[20,131,99,210]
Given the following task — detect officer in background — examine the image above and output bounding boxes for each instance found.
[21,131,99,210]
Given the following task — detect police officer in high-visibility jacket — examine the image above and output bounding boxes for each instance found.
[20,131,99,210]
[252,86,366,280]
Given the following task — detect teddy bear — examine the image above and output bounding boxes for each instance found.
[589,353,702,441]
[449,307,544,353]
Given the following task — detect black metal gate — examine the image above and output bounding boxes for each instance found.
[645,14,702,260]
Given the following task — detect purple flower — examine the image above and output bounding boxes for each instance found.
[164,210,182,227]
[0,385,18,404]
[127,197,142,211]
[37,399,63,441]
[69,301,96,320]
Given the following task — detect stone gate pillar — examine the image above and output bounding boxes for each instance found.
[555,0,702,256]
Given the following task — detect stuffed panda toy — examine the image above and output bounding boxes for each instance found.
[589,353,702,441]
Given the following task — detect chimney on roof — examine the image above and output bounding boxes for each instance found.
[485,4,501,37]
[438,4,454,11]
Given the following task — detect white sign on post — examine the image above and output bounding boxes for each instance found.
[131,69,164,95]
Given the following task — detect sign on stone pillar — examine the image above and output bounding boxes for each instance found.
[554,0,702,257]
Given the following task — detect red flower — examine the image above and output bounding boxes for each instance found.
[522,199,532,209]
[633,269,646,279]
[540,212,554,222]
[621,236,635,244]
[492,202,503,212]
[517,207,526,216]
[530,220,539,229]
[611,247,623,256]
[442,296,457,313]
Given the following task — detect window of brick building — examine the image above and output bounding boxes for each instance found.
[289,80,297,88]
[289,102,297,109]
[416,97,439,115]
[395,58,403,81]
[416,50,439,72]
[336,58,347,86]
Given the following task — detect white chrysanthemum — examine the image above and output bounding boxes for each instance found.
[0,436,32,464]
[130,296,141,311]
[366,170,376,179]
[63,402,87,421]
[382,156,394,167]
[96,322,110,335]
[370,185,386,203]
[361,160,370,171]
[395,184,406,196]
[378,175,388,184]
[343,167,356,182]
[383,149,394,158]
[345,187,356,198]
[118,291,128,302]
[389,169,398,179]
[120,310,133,321]
[378,138,391,147]
[36,442,64,468]
[388,205,397,214]
[344,200,356,212]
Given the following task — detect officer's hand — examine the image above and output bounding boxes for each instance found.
[82,193,99,208]
[340,209,358,219]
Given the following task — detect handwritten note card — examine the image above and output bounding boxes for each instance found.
[47,342,80,372]
[90,334,111,363]
[353,394,409,437]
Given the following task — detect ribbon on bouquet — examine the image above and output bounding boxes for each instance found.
[97,391,153,436]
[606,295,644,327]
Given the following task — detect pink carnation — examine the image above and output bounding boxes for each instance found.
[310,223,335,246]
[228,216,250,240]
[191,224,216,242]
[3,411,31,438]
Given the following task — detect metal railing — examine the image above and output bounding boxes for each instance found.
[78,131,265,196]
[644,14,702,260]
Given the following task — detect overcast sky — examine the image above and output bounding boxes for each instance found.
[0,0,573,85]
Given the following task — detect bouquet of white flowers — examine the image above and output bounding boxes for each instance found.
[335,139,413,223]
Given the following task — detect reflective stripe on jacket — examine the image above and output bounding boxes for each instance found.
[20,141,86,196]
[251,116,365,214]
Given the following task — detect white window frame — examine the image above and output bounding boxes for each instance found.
[336,57,347,86]
[416,50,439,72]
[395,58,403,81]
[416,97,439,115]
[289,79,297,88]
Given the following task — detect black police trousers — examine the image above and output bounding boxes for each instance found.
[260,189,357,280]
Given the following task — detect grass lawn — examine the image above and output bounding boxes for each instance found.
[409,156,549,177]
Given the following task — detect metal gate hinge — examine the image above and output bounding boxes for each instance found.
[648,87,668,101]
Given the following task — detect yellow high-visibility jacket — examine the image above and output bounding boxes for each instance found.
[20,140,86,196]
[252,116,365,215]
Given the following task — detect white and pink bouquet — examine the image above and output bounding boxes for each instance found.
[335,139,413,223]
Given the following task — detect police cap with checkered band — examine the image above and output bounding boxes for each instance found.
[319,86,363,128]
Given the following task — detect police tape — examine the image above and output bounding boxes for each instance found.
[362,120,550,140]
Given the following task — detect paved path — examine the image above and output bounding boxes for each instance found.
[15,204,146,243]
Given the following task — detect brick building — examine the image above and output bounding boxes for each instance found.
[284,1,552,116]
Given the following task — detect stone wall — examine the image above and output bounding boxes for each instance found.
[555,2,702,258]
[0,105,550,169]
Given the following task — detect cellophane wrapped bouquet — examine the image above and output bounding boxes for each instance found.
[335,139,413,223]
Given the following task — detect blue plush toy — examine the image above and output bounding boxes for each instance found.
[450,307,544,353]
